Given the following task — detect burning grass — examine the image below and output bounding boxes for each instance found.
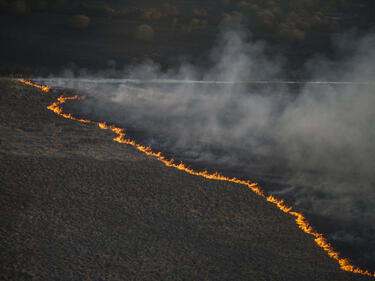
[17,79,375,278]
[0,77,372,280]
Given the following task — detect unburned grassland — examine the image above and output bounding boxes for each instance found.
[0,78,372,280]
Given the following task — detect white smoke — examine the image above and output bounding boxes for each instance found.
[38,27,375,268]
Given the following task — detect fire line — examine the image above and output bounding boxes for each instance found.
[19,79,375,278]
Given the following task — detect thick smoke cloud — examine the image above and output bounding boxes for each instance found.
[43,27,375,268]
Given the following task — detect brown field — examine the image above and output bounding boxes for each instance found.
[0,78,372,280]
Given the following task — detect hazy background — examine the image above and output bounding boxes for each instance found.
[1,0,374,76]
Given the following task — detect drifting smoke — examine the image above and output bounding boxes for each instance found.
[40,27,375,268]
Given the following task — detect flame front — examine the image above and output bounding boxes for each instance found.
[18,79,51,92]
[19,79,375,278]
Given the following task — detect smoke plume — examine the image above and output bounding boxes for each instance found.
[41,27,375,269]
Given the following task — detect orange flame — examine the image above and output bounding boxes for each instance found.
[19,79,375,278]
[18,79,51,92]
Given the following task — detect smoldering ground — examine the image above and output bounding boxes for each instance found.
[40,28,375,269]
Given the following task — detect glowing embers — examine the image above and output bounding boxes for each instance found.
[18,79,375,278]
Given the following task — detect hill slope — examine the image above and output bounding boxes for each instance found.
[0,78,372,280]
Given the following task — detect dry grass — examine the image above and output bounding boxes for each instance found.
[0,78,372,280]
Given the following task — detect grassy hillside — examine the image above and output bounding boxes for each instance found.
[0,79,373,280]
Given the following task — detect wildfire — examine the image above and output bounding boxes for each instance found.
[18,78,51,92]
[19,79,375,278]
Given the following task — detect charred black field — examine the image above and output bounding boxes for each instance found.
[0,80,373,280]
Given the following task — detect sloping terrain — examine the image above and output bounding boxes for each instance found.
[0,78,372,280]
